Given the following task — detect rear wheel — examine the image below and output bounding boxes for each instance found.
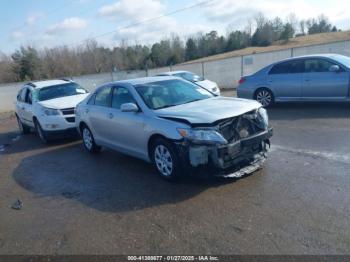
[16,115,30,134]
[255,88,274,107]
[81,125,101,153]
[34,119,48,143]
[151,138,181,181]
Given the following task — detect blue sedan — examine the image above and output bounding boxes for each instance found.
[237,54,350,107]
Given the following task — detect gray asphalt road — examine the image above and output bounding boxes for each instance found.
[0,100,349,255]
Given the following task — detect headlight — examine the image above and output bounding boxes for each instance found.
[258,107,269,128]
[42,107,60,116]
[177,128,227,144]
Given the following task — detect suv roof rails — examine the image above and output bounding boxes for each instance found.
[61,78,73,82]
[27,82,36,87]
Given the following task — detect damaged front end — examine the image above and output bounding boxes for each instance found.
[176,108,273,178]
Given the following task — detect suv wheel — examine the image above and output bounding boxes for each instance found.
[255,88,274,107]
[16,115,30,134]
[152,138,180,181]
[34,119,48,143]
[82,125,101,153]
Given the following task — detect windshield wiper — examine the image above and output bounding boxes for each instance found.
[155,104,179,110]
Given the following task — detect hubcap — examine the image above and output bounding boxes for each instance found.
[154,145,173,177]
[83,128,93,150]
[257,90,272,107]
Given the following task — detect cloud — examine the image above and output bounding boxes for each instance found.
[27,15,41,25]
[46,17,87,35]
[11,31,24,40]
[98,0,165,21]
[203,0,350,30]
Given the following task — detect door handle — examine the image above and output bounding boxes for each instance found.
[21,107,25,110]
[304,79,310,82]
[85,109,89,114]
[108,113,114,119]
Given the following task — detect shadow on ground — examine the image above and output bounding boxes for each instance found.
[11,140,235,213]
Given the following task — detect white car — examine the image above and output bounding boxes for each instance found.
[156,71,220,95]
[15,79,89,142]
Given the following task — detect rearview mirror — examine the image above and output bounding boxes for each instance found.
[329,65,340,72]
[121,103,139,112]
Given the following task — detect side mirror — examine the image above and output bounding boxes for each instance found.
[121,103,139,112]
[329,65,340,72]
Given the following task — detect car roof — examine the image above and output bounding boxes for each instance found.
[26,79,72,89]
[110,76,181,86]
[276,53,343,64]
[156,71,188,76]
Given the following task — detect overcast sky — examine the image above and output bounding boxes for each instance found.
[1,0,350,54]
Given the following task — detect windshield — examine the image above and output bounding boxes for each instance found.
[174,72,204,82]
[333,55,350,69]
[36,83,88,101]
[135,79,213,110]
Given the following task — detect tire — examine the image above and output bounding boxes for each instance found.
[151,138,181,181]
[16,115,30,134]
[34,119,49,143]
[81,125,101,153]
[255,88,274,108]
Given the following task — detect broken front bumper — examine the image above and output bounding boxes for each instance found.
[179,128,273,178]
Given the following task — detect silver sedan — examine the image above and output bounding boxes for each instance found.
[237,54,350,107]
[76,76,272,180]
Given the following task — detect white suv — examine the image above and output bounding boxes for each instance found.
[15,79,89,142]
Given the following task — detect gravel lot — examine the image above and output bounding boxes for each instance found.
[0,92,349,255]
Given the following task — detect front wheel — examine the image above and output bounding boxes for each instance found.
[151,138,181,181]
[34,119,48,143]
[81,125,101,153]
[255,89,274,108]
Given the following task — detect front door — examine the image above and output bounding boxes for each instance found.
[105,86,146,158]
[302,58,349,100]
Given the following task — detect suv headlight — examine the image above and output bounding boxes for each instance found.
[258,107,269,128]
[42,107,60,116]
[177,128,227,145]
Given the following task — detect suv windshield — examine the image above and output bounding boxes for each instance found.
[135,79,213,110]
[174,72,204,82]
[36,83,88,101]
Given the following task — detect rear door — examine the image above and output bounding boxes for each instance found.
[87,85,113,145]
[18,87,34,127]
[302,58,349,100]
[16,88,27,122]
[267,59,304,100]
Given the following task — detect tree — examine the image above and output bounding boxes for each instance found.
[307,15,333,34]
[280,23,295,42]
[11,46,42,81]
[185,38,198,61]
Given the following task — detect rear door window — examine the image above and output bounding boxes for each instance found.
[94,86,112,107]
[269,60,304,74]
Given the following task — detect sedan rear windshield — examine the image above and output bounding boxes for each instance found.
[174,72,204,82]
[37,83,88,101]
[135,79,213,110]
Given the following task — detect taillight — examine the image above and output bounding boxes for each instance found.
[238,77,246,85]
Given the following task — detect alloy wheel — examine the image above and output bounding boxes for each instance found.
[83,128,93,151]
[154,144,173,177]
[256,90,272,107]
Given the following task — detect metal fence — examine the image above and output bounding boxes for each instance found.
[1,40,350,112]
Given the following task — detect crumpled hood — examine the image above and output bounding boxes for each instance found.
[156,97,262,124]
[38,94,89,109]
